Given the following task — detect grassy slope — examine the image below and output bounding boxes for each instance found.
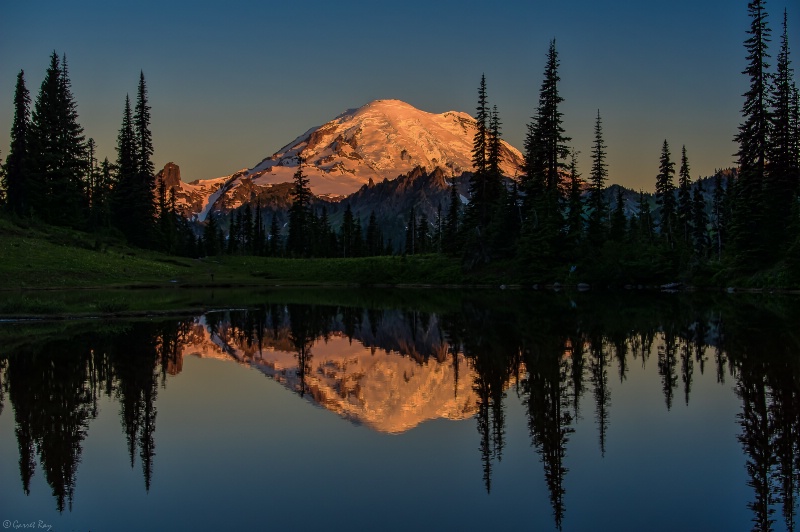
[0,217,469,292]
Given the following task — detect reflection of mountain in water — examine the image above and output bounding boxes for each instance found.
[181,309,477,434]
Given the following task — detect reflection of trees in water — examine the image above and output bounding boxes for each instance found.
[1,320,193,511]
[738,364,777,532]
[6,337,98,511]
[2,294,800,529]
[658,330,678,411]
[450,294,800,531]
[727,300,800,532]
[587,334,610,458]
[523,343,573,530]
[288,304,317,397]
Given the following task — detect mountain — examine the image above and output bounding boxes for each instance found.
[248,99,524,194]
[159,99,524,221]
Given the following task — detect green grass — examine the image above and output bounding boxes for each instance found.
[0,217,472,290]
[0,217,189,287]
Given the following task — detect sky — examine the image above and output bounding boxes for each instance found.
[1,0,798,192]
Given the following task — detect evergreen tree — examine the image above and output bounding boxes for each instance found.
[536,40,571,193]
[85,138,100,219]
[586,111,608,247]
[518,40,571,274]
[405,205,416,255]
[133,72,157,246]
[521,118,545,216]
[27,52,87,227]
[765,10,799,257]
[731,0,772,268]
[443,178,461,255]
[3,70,31,216]
[488,105,503,182]
[92,157,114,229]
[677,146,693,246]
[711,173,727,261]
[242,204,254,254]
[286,157,312,257]
[56,55,88,225]
[472,75,489,177]
[318,206,336,257]
[203,213,220,256]
[341,203,357,258]
[434,202,443,253]
[692,182,710,259]
[156,176,177,253]
[112,95,141,241]
[254,203,264,255]
[365,210,381,256]
[792,84,800,171]
[655,140,677,246]
[269,213,282,256]
[353,216,364,257]
[227,210,241,254]
[466,75,500,234]
[637,190,655,245]
[566,149,584,252]
[487,182,521,258]
[609,187,627,243]
[416,212,431,254]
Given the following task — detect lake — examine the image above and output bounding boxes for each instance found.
[0,289,798,531]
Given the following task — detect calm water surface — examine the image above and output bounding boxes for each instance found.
[0,290,798,531]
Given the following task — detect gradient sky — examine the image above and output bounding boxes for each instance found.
[1,0,797,191]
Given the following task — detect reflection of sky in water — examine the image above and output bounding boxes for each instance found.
[0,325,752,531]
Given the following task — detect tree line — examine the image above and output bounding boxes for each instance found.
[438,1,799,284]
[2,0,798,285]
[0,51,196,254]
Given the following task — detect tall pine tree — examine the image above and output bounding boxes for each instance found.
[711,172,727,261]
[566,149,584,252]
[443,178,461,255]
[519,40,571,274]
[286,156,312,257]
[692,182,710,259]
[133,72,157,246]
[3,70,31,216]
[586,111,608,247]
[677,146,693,246]
[27,52,87,227]
[731,0,772,268]
[765,9,799,257]
[655,140,677,247]
[466,75,499,232]
[112,95,140,241]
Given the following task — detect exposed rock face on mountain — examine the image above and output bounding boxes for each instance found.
[155,163,228,220]
[161,99,524,221]
[329,166,472,248]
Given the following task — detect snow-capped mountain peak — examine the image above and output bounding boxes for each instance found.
[245,98,523,195]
